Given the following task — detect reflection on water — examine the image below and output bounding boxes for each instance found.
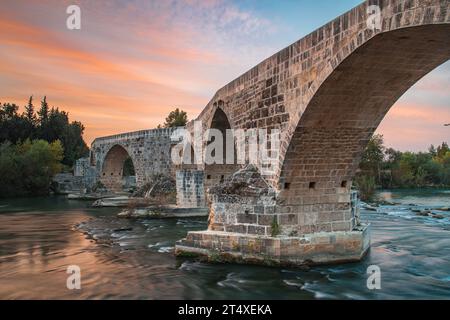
[0,190,450,300]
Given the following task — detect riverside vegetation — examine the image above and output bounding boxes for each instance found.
[355,134,450,200]
[0,96,88,197]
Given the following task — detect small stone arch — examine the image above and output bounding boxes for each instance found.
[204,106,240,191]
[100,144,136,192]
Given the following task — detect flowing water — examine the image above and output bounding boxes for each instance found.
[0,189,449,300]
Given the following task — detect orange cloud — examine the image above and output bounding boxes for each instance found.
[0,15,211,144]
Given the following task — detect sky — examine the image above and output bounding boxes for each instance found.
[0,0,448,150]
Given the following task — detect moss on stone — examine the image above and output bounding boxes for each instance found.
[271,216,280,237]
[262,256,279,267]
[232,241,240,251]
[208,251,222,263]
[175,251,202,258]
[149,211,162,218]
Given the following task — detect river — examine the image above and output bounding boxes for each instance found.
[0,189,449,299]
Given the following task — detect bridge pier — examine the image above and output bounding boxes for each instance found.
[175,170,206,208]
[175,166,370,267]
[175,227,370,267]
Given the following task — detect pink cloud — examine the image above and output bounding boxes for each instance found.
[377,101,450,151]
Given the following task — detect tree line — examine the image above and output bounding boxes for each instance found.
[0,96,88,166]
[355,134,450,200]
[0,96,89,197]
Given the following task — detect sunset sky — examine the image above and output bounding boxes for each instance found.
[1,0,449,150]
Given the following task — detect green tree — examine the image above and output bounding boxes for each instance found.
[1,97,89,166]
[0,142,22,196]
[435,142,450,162]
[0,103,29,143]
[60,120,89,166]
[428,144,437,157]
[24,96,36,125]
[38,96,49,124]
[354,175,376,201]
[359,134,385,184]
[0,139,64,197]
[41,107,88,165]
[37,96,50,141]
[356,136,450,192]
[22,96,37,139]
[18,139,64,194]
[162,108,188,128]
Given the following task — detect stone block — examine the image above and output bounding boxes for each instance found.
[236,213,257,224]
[279,214,298,225]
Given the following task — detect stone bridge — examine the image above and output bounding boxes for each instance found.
[90,0,450,266]
[90,128,177,191]
[89,128,206,208]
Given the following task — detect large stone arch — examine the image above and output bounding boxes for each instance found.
[279,24,450,203]
[274,26,450,235]
[176,102,241,208]
[192,0,450,189]
[100,144,136,192]
[274,1,450,187]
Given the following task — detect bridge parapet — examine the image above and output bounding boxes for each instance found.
[92,127,179,146]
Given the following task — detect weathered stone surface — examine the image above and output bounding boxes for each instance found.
[209,165,273,197]
[52,173,83,194]
[206,165,278,237]
[91,196,131,207]
[176,170,206,208]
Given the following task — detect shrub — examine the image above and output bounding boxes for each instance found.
[0,139,63,197]
[271,216,280,237]
[354,175,376,201]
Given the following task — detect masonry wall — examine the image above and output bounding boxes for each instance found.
[176,170,206,208]
[92,128,178,190]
